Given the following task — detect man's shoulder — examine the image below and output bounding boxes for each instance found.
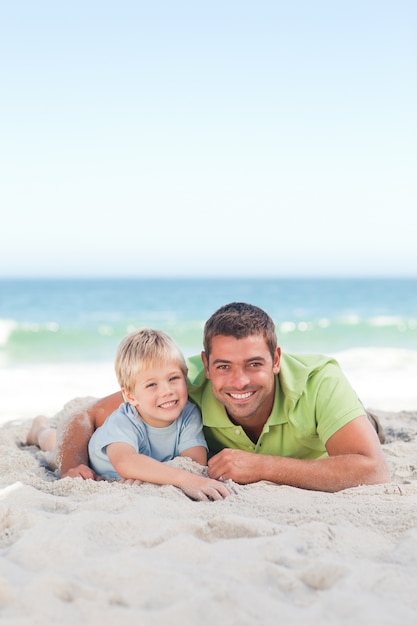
[186,354,210,407]
[186,354,206,386]
[280,352,341,379]
[279,352,342,401]
[281,351,338,368]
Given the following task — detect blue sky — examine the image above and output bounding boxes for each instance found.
[1,1,416,278]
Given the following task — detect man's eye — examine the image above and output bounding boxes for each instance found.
[216,364,229,370]
[249,362,263,367]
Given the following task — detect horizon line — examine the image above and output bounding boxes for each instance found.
[1,274,417,281]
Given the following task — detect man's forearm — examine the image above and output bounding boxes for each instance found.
[258,452,390,492]
[208,415,390,491]
[55,392,123,477]
[56,408,95,476]
[208,447,390,492]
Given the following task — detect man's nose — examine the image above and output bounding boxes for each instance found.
[229,368,250,388]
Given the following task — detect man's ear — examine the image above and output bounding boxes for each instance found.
[273,347,281,375]
[201,351,210,378]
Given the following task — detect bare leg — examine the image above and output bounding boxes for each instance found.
[27,416,57,452]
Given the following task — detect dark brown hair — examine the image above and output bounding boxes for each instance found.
[203,302,277,360]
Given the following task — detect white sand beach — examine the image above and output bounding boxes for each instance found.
[1,392,417,625]
[2,0,416,619]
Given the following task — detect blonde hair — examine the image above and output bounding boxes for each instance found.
[115,328,187,393]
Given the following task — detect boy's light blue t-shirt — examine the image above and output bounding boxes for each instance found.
[88,400,207,479]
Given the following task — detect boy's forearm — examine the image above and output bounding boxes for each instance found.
[114,452,185,486]
[111,448,231,500]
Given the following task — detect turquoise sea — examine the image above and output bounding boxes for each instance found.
[1,277,416,365]
[1,277,417,420]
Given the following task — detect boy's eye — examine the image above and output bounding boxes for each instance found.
[146,382,157,388]
[169,375,181,382]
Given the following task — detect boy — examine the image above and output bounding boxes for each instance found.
[28,328,231,501]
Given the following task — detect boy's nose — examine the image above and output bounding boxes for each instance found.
[160,380,173,395]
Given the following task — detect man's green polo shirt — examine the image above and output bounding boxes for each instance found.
[186,352,365,459]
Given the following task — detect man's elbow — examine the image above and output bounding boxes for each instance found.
[377,459,391,484]
[368,455,391,485]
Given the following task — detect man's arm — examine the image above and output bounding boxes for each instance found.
[58,392,123,479]
[207,415,390,492]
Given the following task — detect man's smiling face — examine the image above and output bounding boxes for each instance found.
[202,334,281,429]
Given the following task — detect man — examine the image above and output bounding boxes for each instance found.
[56,302,390,492]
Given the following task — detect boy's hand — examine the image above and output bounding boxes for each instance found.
[180,476,233,501]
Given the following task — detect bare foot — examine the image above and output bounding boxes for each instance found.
[27,415,49,446]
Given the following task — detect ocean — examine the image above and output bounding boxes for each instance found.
[1,277,417,420]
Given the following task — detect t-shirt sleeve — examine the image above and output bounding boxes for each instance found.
[88,406,145,479]
[177,401,208,453]
[94,410,143,454]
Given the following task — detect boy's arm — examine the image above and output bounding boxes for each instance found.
[179,446,207,465]
[107,442,231,501]
[58,392,123,479]
[176,403,208,466]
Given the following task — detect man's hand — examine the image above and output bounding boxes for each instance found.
[208,416,391,491]
[207,449,263,484]
[61,464,103,481]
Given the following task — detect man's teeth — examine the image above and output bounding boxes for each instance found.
[229,392,253,400]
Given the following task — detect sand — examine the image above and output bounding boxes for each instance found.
[1,398,417,625]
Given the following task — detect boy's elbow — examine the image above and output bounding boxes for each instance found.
[111,457,132,479]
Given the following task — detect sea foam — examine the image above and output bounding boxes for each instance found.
[1,347,417,425]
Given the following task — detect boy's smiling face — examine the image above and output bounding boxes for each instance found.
[124,361,188,428]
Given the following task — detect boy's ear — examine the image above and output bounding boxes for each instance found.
[122,388,136,406]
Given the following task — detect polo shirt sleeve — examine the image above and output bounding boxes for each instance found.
[313,363,366,444]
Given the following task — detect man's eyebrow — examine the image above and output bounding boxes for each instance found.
[211,356,267,365]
